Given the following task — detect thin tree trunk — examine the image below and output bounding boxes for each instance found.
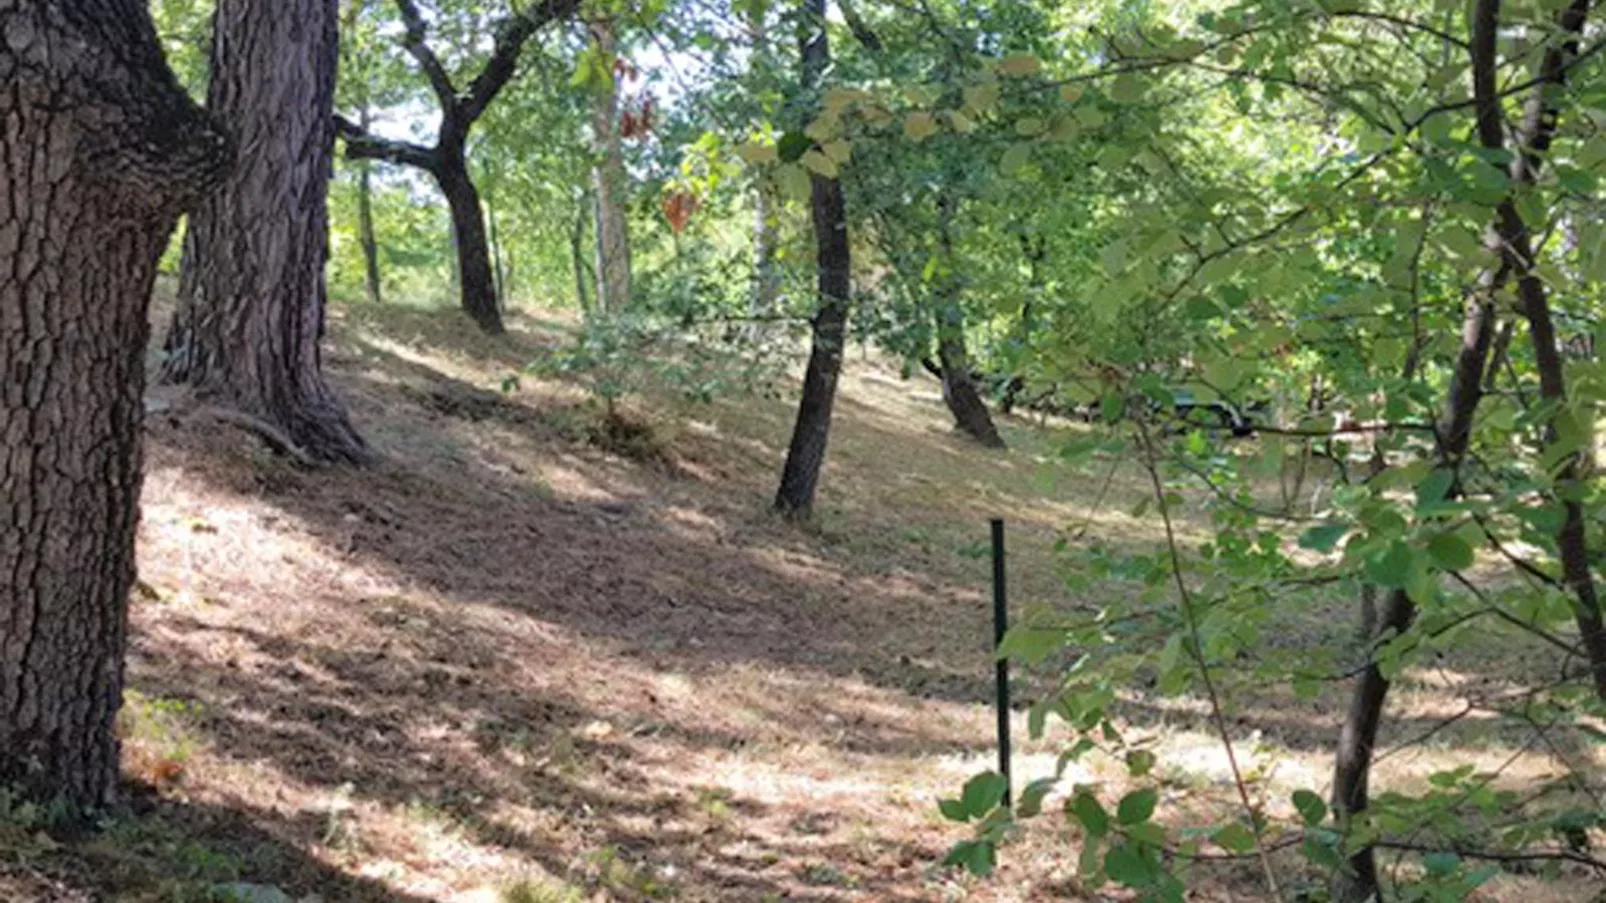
[357,106,383,305]
[165,0,368,464]
[774,0,850,519]
[436,147,504,334]
[753,178,781,320]
[572,187,592,313]
[1329,4,1598,895]
[487,190,507,308]
[933,195,1004,448]
[1331,295,1496,902]
[746,3,780,328]
[1484,0,1606,699]
[0,0,228,814]
[590,18,631,314]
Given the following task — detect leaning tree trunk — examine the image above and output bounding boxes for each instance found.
[933,195,1004,448]
[774,0,850,520]
[936,315,1005,449]
[436,146,505,334]
[0,0,228,814]
[589,18,632,314]
[164,0,367,464]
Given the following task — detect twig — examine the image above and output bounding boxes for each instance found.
[1136,419,1283,901]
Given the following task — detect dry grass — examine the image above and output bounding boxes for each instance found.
[3,292,1602,901]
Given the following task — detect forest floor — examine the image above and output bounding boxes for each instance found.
[2,292,1602,902]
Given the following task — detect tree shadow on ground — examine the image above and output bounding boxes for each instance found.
[122,310,1605,898]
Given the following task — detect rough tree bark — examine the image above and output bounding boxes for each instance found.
[0,0,228,813]
[164,0,368,465]
[590,17,632,314]
[336,0,581,334]
[933,195,1005,448]
[774,0,852,519]
[1331,2,1594,897]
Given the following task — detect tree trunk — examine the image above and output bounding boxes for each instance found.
[487,192,508,306]
[746,3,780,328]
[572,187,592,313]
[936,322,1005,448]
[1331,292,1496,902]
[435,146,504,335]
[357,110,383,305]
[774,0,850,520]
[164,0,367,464]
[753,178,781,321]
[589,18,631,314]
[933,195,1004,448]
[0,0,228,814]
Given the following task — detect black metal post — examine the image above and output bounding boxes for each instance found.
[991,517,1012,807]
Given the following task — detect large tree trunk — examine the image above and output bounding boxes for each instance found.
[164,0,367,464]
[0,0,228,814]
[774,0,850,520]
[933,196,1004,448]
[357,108,383,305]
[436,146,505,335]
[589,18,632,314]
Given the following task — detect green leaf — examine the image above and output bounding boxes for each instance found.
[1415,469,1454,510]
[1299,523,1348,552]
[903,111,939,142]
[942,839,996,876]
[1125,749,1157,777]
[1213,822,1256,853]
[960,772,1008,817]
[1422,851,1461,876]
[1365,540,1414,589]
[776,131,811,163]
[799,149,838,179]
[1116,787,1158,825]
[734,140,778,165]
[1000,141,1033,175]
[998,53,1041,77]
[1104,842,1159,887]
[938,798,969,822]
[1017,777,1057,817]
[998,626,1066,665]
[1291,789,1328,827]
[1070,791,1109,837]
[1427,532,1474,571]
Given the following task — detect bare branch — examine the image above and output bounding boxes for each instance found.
[394,0,461,111]
[461,0,584,124]
[334,114,437,170]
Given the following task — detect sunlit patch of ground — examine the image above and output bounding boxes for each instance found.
[6,291,1601,901]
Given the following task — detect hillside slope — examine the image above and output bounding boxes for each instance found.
[2,302,1596,902]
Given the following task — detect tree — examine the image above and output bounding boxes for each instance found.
[164,0,369,465]
[0,0,228,812]
[931,194,1004,448]
[336,0,581,334]
[773,0,852,519]
[589,16,633,314]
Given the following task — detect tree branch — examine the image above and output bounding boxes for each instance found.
[461,0,583,124]
[394,0,461,112]
[334,115,437,170]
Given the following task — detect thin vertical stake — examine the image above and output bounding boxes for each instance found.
[991,517,1012,808]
